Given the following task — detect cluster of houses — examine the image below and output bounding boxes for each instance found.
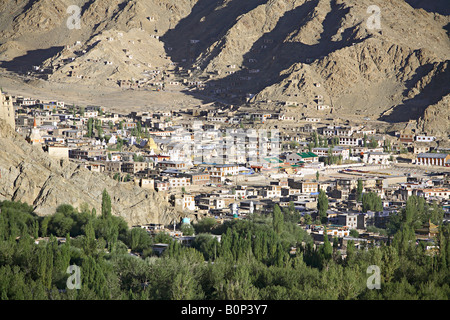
[2,88,450,253]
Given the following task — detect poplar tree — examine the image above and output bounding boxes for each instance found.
[356,179,363,202]
[318,190,328,224]
[101,189,112,219]
[272,205,284,234]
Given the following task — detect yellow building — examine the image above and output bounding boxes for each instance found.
[143,137,160,153]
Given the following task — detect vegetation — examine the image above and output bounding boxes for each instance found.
[356,179,363,202]
[317,190,329,224]
[362,192,383,212]
[0,196,448,300]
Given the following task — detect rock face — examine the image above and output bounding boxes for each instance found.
[0,119,179,226]
[418,94,450,138]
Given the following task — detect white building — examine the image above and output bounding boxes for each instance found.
[416,135,435,142]
[362,152,391,165]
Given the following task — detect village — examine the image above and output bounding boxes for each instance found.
[2,87,450,257]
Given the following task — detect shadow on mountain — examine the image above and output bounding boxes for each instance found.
[380,61,450,122]
[12,0,39,20]
[162,0,270,68]
[0,46,64,73]
[404,0,450,15]
[161,0,367,105]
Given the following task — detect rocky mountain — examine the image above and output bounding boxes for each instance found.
[0,119,179,226]
[0,0,449,136]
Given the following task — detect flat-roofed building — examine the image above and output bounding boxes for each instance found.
[105,161,122,173]
[416,153,450,167]
[180,172,210,185]
[122,161,149,174]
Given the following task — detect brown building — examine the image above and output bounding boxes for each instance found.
[181,172,210,185]
[288,179,319,194]
[400,131,415,144]
[121,161,149,174]
[105,161,122,173]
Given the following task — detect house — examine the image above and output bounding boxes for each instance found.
[339,136,362,146]
[416,135,435,142]
[180,172,210,185]
[303,124,316,133]
[288,180,319,194]
[173,194,196,211]
[285,152,319,164]
[121,161,149,174]
[139,178,155,189]
[278,114,295,121]
[207,164,239,183]
[84,111,98,118]
[154,180,170,192]
[374,211,390,229]
[336,213,366,230]
[239,200,264,213]
[157,161,190,171]
[362,152,391,165]
[416,188,450,200]
[399,131,415,144]
[197,197,226,210]
[335,126,355,137]
[305,117,320,122]
[168,177,191,188]
[321,126,337,136]
[413,143,432,154]
[105,161,122,173]
[312,147,349,160]
[261,186,282,198]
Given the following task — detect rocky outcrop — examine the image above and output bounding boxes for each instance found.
[418,94,450,138]
[0,119,180,226]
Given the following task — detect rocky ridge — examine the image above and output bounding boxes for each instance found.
[0,119,180,226]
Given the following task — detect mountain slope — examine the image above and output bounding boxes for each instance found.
[0,0,449,136]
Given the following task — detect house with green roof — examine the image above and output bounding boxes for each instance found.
[285,151,319,164]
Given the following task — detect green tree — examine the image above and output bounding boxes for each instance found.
[304,213,312,226]
[101,189,112,219]
[181,223,195,236]
[86,118,94,138]
[83,220,97,256]
[362,192,383,212]
[317,190,328,224]
[193,218,218,234]
[320,228,333,265]
[272,204,284,234]
[356,179,363,202]
[349,229,359,238]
